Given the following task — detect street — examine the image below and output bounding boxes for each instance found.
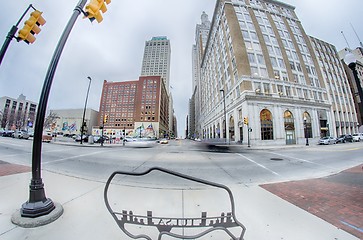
[0,137,362,239]
[0,137,362,185]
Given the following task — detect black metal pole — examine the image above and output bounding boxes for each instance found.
[21,0,87,218]
[0,4,35,66]
[220,89,227,144]
[0,26,18,66]
[80,76,92,144]
[304,119,309,146]
[349,62,363,125]
[247,126,250,148]
[101,122,104,147]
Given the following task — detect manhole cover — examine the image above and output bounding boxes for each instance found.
[270,158,283,161]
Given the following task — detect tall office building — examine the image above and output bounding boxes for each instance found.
[141,36,175,135]
[141,36,171,93]
[190,12,211,139]
[310,37,358,136]
[0,94,37,130]
[194,0,359,145]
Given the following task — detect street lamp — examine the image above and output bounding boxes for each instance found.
[220,89,227,144]
[303,116,309,146]
[80,76,92,144]
[344,52,363,126]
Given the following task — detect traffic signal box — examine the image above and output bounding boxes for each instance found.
[103,114,108,123]
[243,117,248,125]
[17,10,46,44]
[85,0,111,23]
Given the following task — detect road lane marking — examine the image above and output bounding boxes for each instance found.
[43,150,110,165]
[236,153,281,176]
[268,152,338,171]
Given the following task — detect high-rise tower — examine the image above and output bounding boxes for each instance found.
[141,36,171,93]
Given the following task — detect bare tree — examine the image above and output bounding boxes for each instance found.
[0,110,8,129]
[44,111,59,130]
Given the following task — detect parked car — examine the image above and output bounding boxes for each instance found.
[352,133,363,142]
[93,135,109,143]
[124,136,136,142]
[13,130,30,139]
[42,135,52,143]
[75,135,89,142]
[318,136,336,145]
[336,134,353,143]
[2,130,14,137]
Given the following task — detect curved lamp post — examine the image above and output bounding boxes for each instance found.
[20,0,87,218]
[344,52,363,126]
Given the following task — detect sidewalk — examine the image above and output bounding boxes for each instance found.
[0,163,360,240]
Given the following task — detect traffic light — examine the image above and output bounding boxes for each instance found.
[17,10,46,44]
[243,117,248,125]
[85,0,111,23]
[103,114,108,123]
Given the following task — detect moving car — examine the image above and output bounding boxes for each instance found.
[318,136,336,145]
[336,134,353,143]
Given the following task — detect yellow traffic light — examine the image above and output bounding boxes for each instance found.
[244,117,248,125]
[17,10,46,44]
[103,114,108,123]
[85,0,111,23]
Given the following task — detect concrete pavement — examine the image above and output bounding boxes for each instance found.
[0,159,361,240]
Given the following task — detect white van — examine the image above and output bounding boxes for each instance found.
[352,133,363,142]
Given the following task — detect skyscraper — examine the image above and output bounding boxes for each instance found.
[193,0,358,145]
[141,36,175,136]
[190,12,211,139]
[141,36,171,93]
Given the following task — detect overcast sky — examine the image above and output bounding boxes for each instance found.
[0,0,362,137]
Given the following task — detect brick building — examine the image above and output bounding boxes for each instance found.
[98,76,169,138]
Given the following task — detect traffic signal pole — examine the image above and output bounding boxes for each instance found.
[21,0,88,218]
[0,4,33,66]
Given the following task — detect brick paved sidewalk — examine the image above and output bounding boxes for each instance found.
[261,164,363,239]
[0,160,31,177]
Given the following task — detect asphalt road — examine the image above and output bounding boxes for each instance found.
[0,136,362,187]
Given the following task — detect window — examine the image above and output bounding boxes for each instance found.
[260,109,274,140]
[257,54,265,65]
[248,53,256,64]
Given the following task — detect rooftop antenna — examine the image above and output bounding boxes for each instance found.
[341,31,351,49]
[350,22,363,48]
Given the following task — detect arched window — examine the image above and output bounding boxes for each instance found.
[284,110,295,130]
[303,112,312,138]
[260,109,274,140]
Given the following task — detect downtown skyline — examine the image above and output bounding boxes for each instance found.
[0,0,361,137]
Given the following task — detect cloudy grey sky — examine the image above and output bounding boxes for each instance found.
[0,0,362,137]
